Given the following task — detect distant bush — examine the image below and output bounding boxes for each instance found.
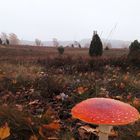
[89,31,103,57]
[129,40,140,52]
[57,46,64,55]
[104,46,109,50]
[128,40,140,66]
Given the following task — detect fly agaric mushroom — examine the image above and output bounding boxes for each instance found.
[71,98,140,140]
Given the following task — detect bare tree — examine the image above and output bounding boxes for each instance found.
[74,41,81,48]
[0,38,2,45]
[53,38,59,47]
[1,32,8,44]
[35,39,42,46]
[9,33,20,45]
[6,39,9,45]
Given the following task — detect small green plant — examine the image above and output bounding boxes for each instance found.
[57,46,64,55]
[89,31,103,57]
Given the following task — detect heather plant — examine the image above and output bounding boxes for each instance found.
[89,31,103,57]
[57,46,64,55]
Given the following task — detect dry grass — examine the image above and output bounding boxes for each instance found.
[0,45,129,58]
[0,45,139,140]
[0,62,43,80]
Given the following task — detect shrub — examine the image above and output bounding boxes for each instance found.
[89,31,103,57]
[129,40,140,52]
[57,46,64,55]
[128,40,140,66]
[104,46,109,50]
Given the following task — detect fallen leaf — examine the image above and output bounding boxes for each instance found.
[15,104,23,112]
[78,125,98,139]
[79,125,118,137]
[29,135,38,140]
[26,117,34,125]
[110,129,118,137]
[42,121,60,130]
[41,107,56,121]
[48,137,60,140]
[39,127,45,138]
[79,125,98,135]
[76,87,88,95]
[12,79,17,84]
[120,83,125,89]
[115,96,123,100]
[123,75,129,81]
[29,100,39,105]
[0,122,10,140]
[133,98,140,107]
[137,131,140,136]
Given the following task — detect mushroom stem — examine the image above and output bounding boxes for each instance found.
[98,125,112,140]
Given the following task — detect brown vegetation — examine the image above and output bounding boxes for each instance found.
[0,45,139,140]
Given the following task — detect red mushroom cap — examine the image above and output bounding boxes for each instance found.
[71,98,140,125]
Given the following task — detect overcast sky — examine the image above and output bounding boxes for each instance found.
[0,0,139,41]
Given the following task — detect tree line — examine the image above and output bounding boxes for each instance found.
[0,32,19,45]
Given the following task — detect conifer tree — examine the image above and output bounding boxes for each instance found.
[89,31,103,57]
